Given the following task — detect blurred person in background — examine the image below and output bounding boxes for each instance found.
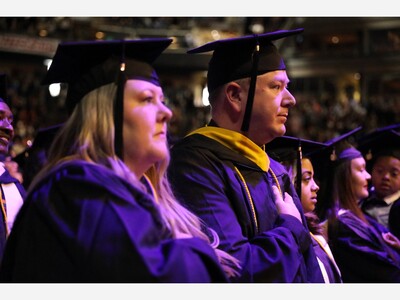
[358,124,400,239]
[0,74,26,264]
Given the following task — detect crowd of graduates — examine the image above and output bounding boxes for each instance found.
[0,26,399,283]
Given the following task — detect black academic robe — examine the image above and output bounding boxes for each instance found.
[328,210,400,282]
[389,199,400,239]
[0,169,26,264]
[0,160,228,283]
[168,127,324,283]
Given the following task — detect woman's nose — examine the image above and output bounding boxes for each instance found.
[312,180,319,192]
[160,103,173,122]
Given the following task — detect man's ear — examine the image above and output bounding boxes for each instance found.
[225,82,243,114]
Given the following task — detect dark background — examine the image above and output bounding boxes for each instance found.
[0,17,399,158]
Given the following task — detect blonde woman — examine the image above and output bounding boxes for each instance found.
[0,39,239,282]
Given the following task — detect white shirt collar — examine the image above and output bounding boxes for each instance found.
[0,162,5,175]
[384,189,400,205]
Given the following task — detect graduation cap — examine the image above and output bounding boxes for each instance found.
[267,135,326,162]
[41,38,173,159]
[322,126,363,162]
[13,123,62,189]
[357,123,400,166]
[266,135,326,197]
[187,28,304,132]
[309,126,364,178]
[29,123,62,154]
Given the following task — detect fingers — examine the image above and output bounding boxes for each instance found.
[273,188,302,224]
[283,192,293,203]
[271,185,282,201]
[271,186,295,205]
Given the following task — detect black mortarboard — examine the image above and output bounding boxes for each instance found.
[266,135,326,197]
[42,38,173,112]
[41,38,173,159]
[187,28,304,131]
[267,135,326,162]
[322,126,364,162]
[14,123,62,189]
[357,124,400,165]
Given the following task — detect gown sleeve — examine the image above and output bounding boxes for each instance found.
[329,213,400,282]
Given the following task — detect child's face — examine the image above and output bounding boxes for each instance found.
[371,156,400,198]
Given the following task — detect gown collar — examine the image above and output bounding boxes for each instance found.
[187,124,270,172]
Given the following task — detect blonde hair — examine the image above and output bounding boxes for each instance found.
[31,82,240,278]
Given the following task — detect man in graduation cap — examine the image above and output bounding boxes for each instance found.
[0,74,26,263]
[167,28,325,282]
[358,124,400,239]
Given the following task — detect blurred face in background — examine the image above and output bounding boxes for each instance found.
[371,156,400,198]
[0,101,14,156]
[300,158,319,213]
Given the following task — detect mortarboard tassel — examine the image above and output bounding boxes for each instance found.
[241,37,260,132]
[295,140,302,197]
[114,41,126,160]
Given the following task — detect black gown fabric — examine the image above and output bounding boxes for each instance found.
[389,199,400,239]
[328,210,400,282]
[0,169,26,263]
[168,126,324,283]
[0,160,228,283]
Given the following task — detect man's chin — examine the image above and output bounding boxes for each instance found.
[277,126,286,137]
[376,188,392,198]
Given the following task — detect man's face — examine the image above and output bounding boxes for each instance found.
[0,102,14,156]
[246,70,296,146]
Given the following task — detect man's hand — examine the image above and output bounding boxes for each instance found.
[272,185,302,224]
